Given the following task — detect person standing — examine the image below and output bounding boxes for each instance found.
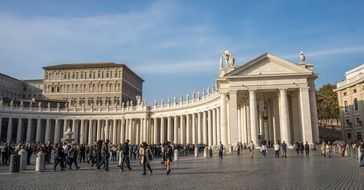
[120,140,132,171]
[359,140,364,167]
[218,141,224,160]
[281,141,287,158]
[87,144,95,167]
[236,142,241,156]
[140,142,153,175]
[261,141,267,158]
[163,142,173,175]
[321,141,327,157]
[248,141,255,159]
[304,141,310,156]
[274,141,280,158]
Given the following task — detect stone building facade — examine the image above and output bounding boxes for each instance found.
[0,53,319,148]
[42,63,143,108]
[335,64,364,142]
[0,73,43,101]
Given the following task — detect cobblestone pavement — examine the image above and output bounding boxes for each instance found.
[0,150,363,190]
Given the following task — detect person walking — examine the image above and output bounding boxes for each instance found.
[236,142,241,156]
[97,139,110,171]
[281,141,287,158]
[120,140,132,171]
[218,141,224,160]
[261,141,267,158]
[53,143,65,171]
[321,141,327,157]
[274,141,280,158]
[67,144,80,170]
[248,141,255,159]
[140,142,153,175]
[87,144,95,167]
[359,140,364,167]
[304,141,310,156]
[163,142,173,175]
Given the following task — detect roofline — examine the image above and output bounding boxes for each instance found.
[0,73,24,83]
[42,62,124,70]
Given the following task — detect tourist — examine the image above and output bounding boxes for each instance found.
[53,143,65,171]
[25,143,33,165]
[140,142,153,175]
[261,141,267,158]
[87,144,95,167]
[68,144,80,170]
[95,140,103,166]
[97,139,110,171]
[111,144,117,161]
[300,142,304,154]
[340,141,347,157]
[79,144,86,163]
[218,141,224,160]
[321,141,327,157]
[304,141,310,156]
[236,142,241,156]
[120,140,132,171]
[327,141,333,158]
[294,142,300,155]
[281,141,287,158]
[359,140,364,167]
[248,141,255,159]
[163,142,173,175]
[1,143,9,165]
[274,141,280,158]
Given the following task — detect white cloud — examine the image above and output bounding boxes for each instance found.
[283,46,364,59]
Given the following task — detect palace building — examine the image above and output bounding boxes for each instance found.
[0,52,319,147]
[335,64,364,142]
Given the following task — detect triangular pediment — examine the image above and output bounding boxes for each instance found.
[225,53,312,77]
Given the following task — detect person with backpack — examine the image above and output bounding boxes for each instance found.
[67,144,80,170]
[53,143,65,171]
[96,139,110,171]
[140,142,153,175]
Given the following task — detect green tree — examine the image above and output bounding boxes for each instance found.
[316,84,339,126]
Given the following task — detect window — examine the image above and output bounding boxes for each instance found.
[80,72,83,79]
[343,92,347,96]
[354,98,359,111]
[356,117,361,125]
[102,71,104,78]
[346,119,351,126]
[347,133,351,139]
[89,72,92,79]
[98,72,100,78]
[353,89,357,93]
[106,71,109,78]
[344,100,348,112]
[110,71,113,78]
[357,132,362,141]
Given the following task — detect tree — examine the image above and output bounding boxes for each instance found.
[316,84,339,126]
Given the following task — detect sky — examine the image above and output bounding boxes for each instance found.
[0,0,364,103]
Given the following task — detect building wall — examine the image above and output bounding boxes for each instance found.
[336,64,364,142]
[0,73,25,100]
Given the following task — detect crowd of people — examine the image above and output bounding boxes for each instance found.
[1,139,364,172]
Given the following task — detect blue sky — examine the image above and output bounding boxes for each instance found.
[0,0,364,103]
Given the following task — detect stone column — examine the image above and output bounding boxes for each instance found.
[16,118,23,143]
[97,119,101,140]
[180,115,185,144]
[167,117,172,141]
[249,90,258,145]
[120,118,125,143]
[104,119,109,141]
[300,87,313,144]
[26,118,32,143]
[35,118,41,143]
[72,120,78,143]
[135,122,140,144]
[192,113,196,144]
[0,117,2,142]
[212,109,217,145]
[202,111,207,144]
[160,118,165,143]
[241,103,247,143]
[279,89,291,146]
[220,93,227,144]
[153,118,158,144]
[54,119,60,143]
[88,120,94,144]
[208,110,212,146]
[44,119,51,143]
[80,119,86,144]
[63,119,68,133]
[113,119,117,144]
[143,118,147,142]
[272,98,280,143]
[217,108,221,144]
[174,116,178,143]
[186,114,190,143]
[197,112,202,143]
[309,81,319,143]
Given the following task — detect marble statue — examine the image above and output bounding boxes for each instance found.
[219,56,223,69]
[136,95,142,105]
[57,102,60,109]
[65,102,68,108]
[47,102,50,109]
[10,100,14,107]
[300,51,305,63]
[20,101,24,107]
[38,102,41,109]
[223,50,235,68]
[0,99,3,107]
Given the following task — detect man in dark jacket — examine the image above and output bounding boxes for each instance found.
[97,139,110,171]
[120,139,132,171]
[304,141,310,156]
[68,145,80,170]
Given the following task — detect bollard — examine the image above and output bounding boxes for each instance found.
[36,151,45,172]
[9,154,20,173]
[18,149,27,170]
[204,148,208,158]
[194,146,198,157]
[174,149,179,161]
